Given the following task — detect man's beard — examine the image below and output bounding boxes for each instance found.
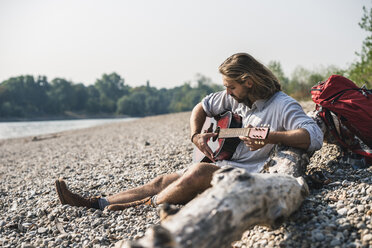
[231,86,253,107]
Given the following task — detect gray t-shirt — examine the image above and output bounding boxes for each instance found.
[201,90,323,173]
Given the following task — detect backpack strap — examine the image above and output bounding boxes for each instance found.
[321,108,372,165]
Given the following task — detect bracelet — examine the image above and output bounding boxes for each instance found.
[190,133,199,143]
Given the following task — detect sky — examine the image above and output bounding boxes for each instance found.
[0,0,371,88]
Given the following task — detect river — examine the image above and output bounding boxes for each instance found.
[0,118,137,140]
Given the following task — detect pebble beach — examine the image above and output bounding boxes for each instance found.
[0,102,371,248]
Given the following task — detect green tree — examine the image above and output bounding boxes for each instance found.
[117,91,146,116]
[117,84,169,116]
[0,75,49,117]
[348,6,372,87]
[85,85,101,114]
[267,61,290,94]
[169,74,222,112]
[47,78,75,113]
[94,73,130,113]
[169,83,194,112]
[288,66,343,100]
[71,83,88,111]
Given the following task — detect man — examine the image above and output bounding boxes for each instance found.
[55,53,323,211]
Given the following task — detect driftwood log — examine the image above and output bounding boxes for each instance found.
[261,145,310,177]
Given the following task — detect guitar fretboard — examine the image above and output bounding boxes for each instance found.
[218,128,251,138]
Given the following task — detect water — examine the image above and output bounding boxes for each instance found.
[0,118,137,140]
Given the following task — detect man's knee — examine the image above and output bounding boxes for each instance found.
[151,175,165,189]
[152,173,179,189]
[180,163,219,188]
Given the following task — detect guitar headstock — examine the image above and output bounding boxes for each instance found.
[248,125,270,140]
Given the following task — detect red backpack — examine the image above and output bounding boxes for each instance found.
[311,75,372,166]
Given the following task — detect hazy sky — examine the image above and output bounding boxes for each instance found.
[0,0,371,88]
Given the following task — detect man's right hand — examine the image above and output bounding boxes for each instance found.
[192,132,217,162]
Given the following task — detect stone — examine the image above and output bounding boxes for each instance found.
[22,223,33,229]
[313,232,325,242]
[337,208,348,216]
[366,187,372,195]
[37,227,48,234]
[362,233,372,243]
[360,187,366,195]
[347,207,357,215]
[346,242,358,248]
[335,232,345,242]
[340,223,351,231]
[342,180,350,186]
[58,233,69,239]
[21,243,35,248]
[330,239,341,246]
[357,205,365,213]
[0,220,6,227]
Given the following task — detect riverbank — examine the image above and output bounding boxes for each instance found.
[0,103,371,247]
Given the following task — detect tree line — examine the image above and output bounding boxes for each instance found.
[0,73,222,119]
[1,6,371,120]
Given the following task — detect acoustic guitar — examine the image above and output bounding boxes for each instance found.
[193,111,270,163]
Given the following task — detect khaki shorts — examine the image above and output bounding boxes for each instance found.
[177,160,263,176]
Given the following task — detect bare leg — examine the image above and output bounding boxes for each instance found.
[107,172,180,205]
[56,164,218,210]
[156,163,219,205]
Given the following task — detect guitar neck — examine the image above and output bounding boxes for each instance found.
[218,128,252,138]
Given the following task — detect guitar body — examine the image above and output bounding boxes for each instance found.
[193,111,243,163]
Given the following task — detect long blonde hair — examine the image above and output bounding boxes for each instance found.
[219,53,281,99]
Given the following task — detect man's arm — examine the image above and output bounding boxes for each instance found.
[190,103,217,162]
[190,103,207,138]
[240,128,311,151]
[267,128,310,150]
[242,97,322,153]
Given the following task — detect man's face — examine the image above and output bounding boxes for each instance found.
[222,75,253,104]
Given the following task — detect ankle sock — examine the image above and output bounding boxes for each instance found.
[98,197,110,210]
[151,195,158,207]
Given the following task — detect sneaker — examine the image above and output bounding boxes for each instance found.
[55,178,100,209]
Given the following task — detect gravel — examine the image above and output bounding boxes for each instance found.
[0,102,371,248]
